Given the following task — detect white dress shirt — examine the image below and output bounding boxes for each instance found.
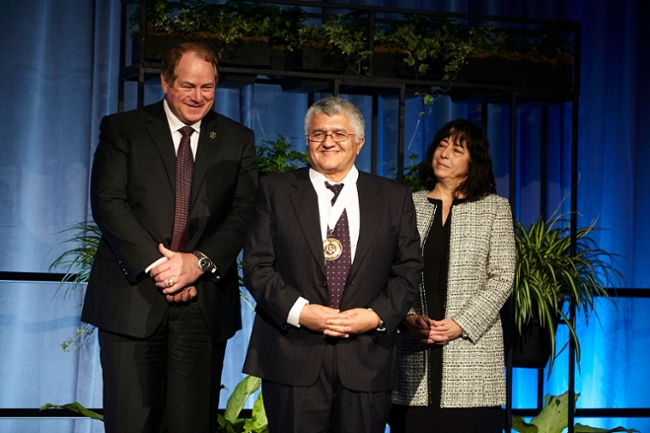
[287,166,361,327]
[144,99,203,274]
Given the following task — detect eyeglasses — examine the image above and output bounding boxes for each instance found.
[307,132,356,143]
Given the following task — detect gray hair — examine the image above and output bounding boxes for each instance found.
[304,96,365,143]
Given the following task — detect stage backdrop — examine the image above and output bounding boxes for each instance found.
[0,0,648,432]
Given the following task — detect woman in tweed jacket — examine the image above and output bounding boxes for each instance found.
[390,120,515,432]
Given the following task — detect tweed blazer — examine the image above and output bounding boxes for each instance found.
[392,190,515,408]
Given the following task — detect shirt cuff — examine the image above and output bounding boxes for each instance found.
[368,308,386,332]
[145,257,168,275]
[287,297,310,328]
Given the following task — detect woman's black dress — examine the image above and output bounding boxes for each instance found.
[390,198,503,433]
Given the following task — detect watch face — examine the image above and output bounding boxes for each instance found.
[198,257,210,271]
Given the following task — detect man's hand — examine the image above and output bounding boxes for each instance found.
[402,314,433,339]
[323,308,382,338]
[165,285,197,303]
[150,244,203,294]
[298,304,342,334]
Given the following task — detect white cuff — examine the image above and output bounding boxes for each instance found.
[287,297,310,328]
[145,257,168,275]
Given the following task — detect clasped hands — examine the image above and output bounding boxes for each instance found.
[299,304,381,338]
[403,314,463,345]
[150,244,203,303]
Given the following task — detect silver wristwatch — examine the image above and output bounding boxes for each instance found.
[193,251,217,274]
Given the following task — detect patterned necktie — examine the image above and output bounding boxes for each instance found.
[325,181,351,309]
[170,126,194,251]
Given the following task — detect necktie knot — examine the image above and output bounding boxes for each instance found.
[325,182,344,205]
[179,126,194,138]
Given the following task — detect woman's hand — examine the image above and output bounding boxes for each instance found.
[402,315,464,345]
[430,318,463,344]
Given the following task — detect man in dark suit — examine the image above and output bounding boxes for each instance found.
[243,96,422,433]
[82,42,257,433]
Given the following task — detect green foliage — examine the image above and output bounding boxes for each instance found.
[322,14,371,73]
[512,392,638,433]
[383,153,426,192]
[256,134,308,177]
[468,25,574,64]
[41,376,268,433]
[376,15,473,81]
[513,207,624,374]
[402,154,426,192]
[218,375,268,433]
[60,324,95,352]
[130,1,573,83]
[40,402,104,421]
[50,221,101,351]
[295,14,371,74]
[49,222,102,296]
[131,0,306,46]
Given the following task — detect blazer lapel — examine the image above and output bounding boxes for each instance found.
[348,174,382,281]
[145,102,176,192]
[190,110,219,209]
[290,170,327,278]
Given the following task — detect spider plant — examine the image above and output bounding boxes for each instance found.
[49,222,101,296]
[513,209,624,374]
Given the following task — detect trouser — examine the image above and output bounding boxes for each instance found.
[98,301,227,433]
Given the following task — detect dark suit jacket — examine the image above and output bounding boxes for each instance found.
[82,100,257,342]
[242,167,423,392]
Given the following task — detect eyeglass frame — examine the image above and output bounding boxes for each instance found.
[306,131,357,143]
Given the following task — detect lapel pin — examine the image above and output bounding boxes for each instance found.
[210,132,217,139]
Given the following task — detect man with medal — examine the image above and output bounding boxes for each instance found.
[242,96,423,433]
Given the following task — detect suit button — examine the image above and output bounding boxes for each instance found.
[322,281,327,287]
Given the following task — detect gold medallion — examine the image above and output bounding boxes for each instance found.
[323,237,343,261]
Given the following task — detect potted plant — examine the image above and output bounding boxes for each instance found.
[42,375,268,433]
[130,0,306,68]
[285,12,372,76]
[457,24,575,88]
[374,15,473,82]
[512,208,623,373]
[512,391,638,433]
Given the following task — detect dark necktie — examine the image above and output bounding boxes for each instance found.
[325,182,351,309]
[170,126,194,252]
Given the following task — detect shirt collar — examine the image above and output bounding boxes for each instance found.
[163,99,202,134]
[309,165,359,187]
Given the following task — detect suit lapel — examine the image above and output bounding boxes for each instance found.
[191,110,219,209]
[145,102,176,192]
[348,173,382,281]
[290,169,327,278]
[145,103,220,206]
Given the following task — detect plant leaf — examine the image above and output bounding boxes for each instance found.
[243,391,268,432]
[224,375,261,424]
[513,414,539,433]
[527,392,573,433]
[575,424,639,432]
[40,402,104,421]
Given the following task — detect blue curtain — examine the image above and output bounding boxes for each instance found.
[1,0,648,431]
